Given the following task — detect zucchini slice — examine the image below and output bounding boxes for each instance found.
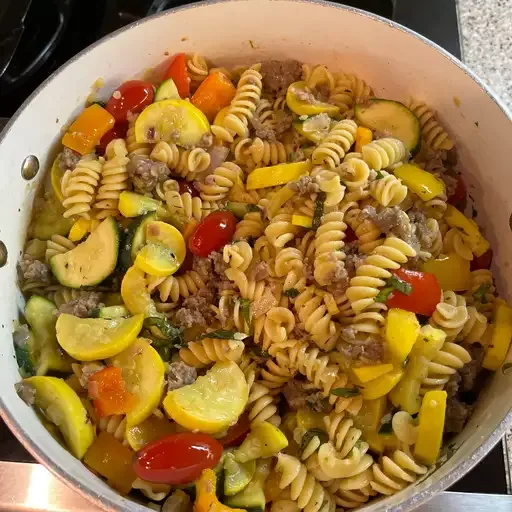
[355,99,421,154]
[155,78,180,102]
[49,217,119,288]
[119,212,158,271]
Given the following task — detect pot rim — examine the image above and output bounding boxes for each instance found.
[0,1,511,511]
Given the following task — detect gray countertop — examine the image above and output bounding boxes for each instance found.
[458,0,512,109]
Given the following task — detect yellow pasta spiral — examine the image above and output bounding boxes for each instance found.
[45,235,76,263]
[95,139,129,219]
[258,351,296,390]
[370,449,427,496]
[465,269,496,318]
[98,415,127,443]
[247,382,281,426]
[179,338,245,368]
[312,120,357,169]
[263,307,296,344]
[338,157,371,190]
[351,302,387,336]
[407,99,454,151]
[314,212,347,287]
[150,141,181,169]
[369,170,408,207]
[443,228,473,261]
[200,162,243,201]
[223,240,253,272]
[126,115,151,156]
[429,291,469,339]
[347,237,417,313]
[147,271,206,307]
[312,168,345,207]
[61,156,103,219]
[303,64,336,91]
[165,190,221,222]
[265,210,299,248]
[231,137,254,166]
[234,210,266,240]
[361,138,406,171]
[248,137,287,167]
[187,53,209,83]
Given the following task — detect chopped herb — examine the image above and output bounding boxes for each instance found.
[378,411,393,434]
[251,346,269,358]
[306,396,331,413]
[199,329,250,341]
[249,40,256,49]
[312,192,326,230]
[284,288,300,298]
[375,170,385,180]
[246,204,261,213]
[473,284,490,303]
[502,362,512,374]
[299,429,328,457]
[388,275,413,295]
[144,317,185,361]
[239,298,252,327]
[14,343,34,378]
[331,387,360,398]
[375,286,394,303]
[299,143,310,149]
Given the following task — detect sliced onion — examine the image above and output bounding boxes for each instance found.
[207,145,229,171]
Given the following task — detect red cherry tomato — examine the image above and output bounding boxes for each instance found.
[189,211,237,257]
[344,225,357,244]
[96,121,128,156]
[106,80,155,122]
[133,432,222,484]
[164,53,190,98]
[176,178,199,197]
[471,248,493,271]
[386,268,442,316]
[447,175,466,208]
[218,413,251,447]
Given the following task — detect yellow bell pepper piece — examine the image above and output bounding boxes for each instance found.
[50,155,65,202]
[355,126,373,153]
[268,185,297,218]
[483,299,512,371]
[25,376,95,459]
[286,81,340,117]
[68,218,91,242]
[234,422,288,462]
[353,397,387,432]
[444,205,490,257]
[62,104,115,155]
[163,361,248,434]
[352,363,394,384]
[126,414,176,451]
[390,325,446,414]
[385,308,420,366]
[365,430,400,454]
[296,408,325,431]
[292,214,313,228]
[110,338,165,427]
[195,469,245,512]
[414,390,447,466]
[121,265,159,317]
[246,161,311,190]
[393,164,445,201]
[55,313,144,361]
[360,367,403,400]
[421,252,470,291]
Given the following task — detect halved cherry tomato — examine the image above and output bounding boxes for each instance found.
[447,175,466,208]
[133,432,222,484]
[106,80,155,122]
[386,268,442,316]
[176,178,198,197]
[164,53,190,99]
[471,248,493,271]
[189,211,237,257]
[344,225,357,244]
[88,366,136,418]
[96,121,129,155]
[218,412,251,447]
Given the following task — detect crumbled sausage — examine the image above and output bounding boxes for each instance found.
[329,258,349,285]
[59,147,81,171]
[292,86,317,104]
[338,336,383,364]
[249,261,269,281]
[250,117,277,142]
[409,210,437,251]
[18,256,52,284]
[445,371,461,399]
[192,255,212,280]
[273,111,293,137]
[459,343,485,392]
[58,292,104,318]
[208,251,229,275]
[344,242,365,277]
[283,380,309,410]
[174,295,216,329]
[444,397,472,434]
[166,362,197,391]
[304,259,315,284]
[288,175,320,196]
[261,59,302,94]
[339,326,357,342]
[162,489,192,512]
[127,155,170,194]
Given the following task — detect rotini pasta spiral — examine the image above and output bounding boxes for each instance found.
[94,138,130,219]
[150,141,181,169]
[223,240,253,272]
[247,137,287,167]
[265,210,299,248]
[370,449,427,496]
[263,307,296,344]
[132,478,171,501]
[165,189,221,222]
[200,162,243,201]
[303,64,336,91]
[407,99,454,151]
[45,235,76,263]
[61,156,103,218]
[465,269,496,319]
[231,137,254,166]
[429,291,469,340]
[443,228,474,261]
[186,53,209,83]
[361,138,406,171]
[234,210,265,240]
[175,148,211,181]
[337,158,371,191]
[247,382,281,426]
[98,415,127,443]
[126,114,151,156]
[312,120,357,169]
[314,212,347,287]
[258,351,296,390]
[275,453,335,512]
[369,170,408,207]
[147,271,206,306]
[179,338,245,368]
[346,237,417,313]
[312,168,345,207]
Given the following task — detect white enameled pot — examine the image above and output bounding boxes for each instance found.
[0,0,511,510]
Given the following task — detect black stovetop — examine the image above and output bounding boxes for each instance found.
[1,0,506,497]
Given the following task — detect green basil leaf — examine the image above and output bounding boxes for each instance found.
[299,429,328,457]
[378,421,393,434]
[388,275,413,295]
[284,288,300,298]
[247,204,261,213]
[199,329,250,341]
[331,387,360,397]
[250,346,270,358]
[144,317,184,349]
[473,284,490,303]
[375,286,394,303]
[312,192,326,230]
[239,298,252,327]
[375,170,385,180]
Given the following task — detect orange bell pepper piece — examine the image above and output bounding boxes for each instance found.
[62,104,115,155]
[164,53,190,98]
[88,366,136,417]
[84,431,136,494]
[191,72,236,122]
[194,469,245,512]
